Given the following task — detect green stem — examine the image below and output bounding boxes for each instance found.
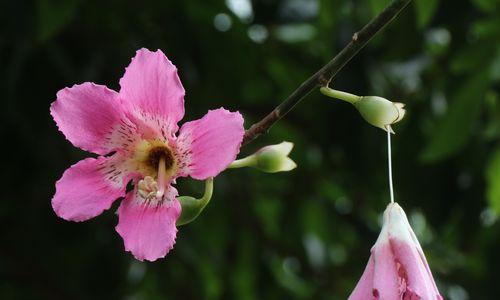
[199,177,214,207]
[228,155,258,169]
[319,87,361,104]
[176,178,214,226]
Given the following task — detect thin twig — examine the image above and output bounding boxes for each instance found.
[242,0,412,145]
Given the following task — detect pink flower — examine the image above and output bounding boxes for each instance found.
[50,48,244,261]
[349,203,444,300]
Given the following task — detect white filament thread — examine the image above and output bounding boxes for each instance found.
[387,129,394,203]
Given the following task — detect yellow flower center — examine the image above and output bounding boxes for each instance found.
[133,139,177,200]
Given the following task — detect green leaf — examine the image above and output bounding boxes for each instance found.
[451,44,496,74]
[472,0,500,12]
[490,48,500,81]
[486,148,500,213]
[252,196,283,238]
[414,0,439,28]
[472,18,500,39]
[421,71,490,162]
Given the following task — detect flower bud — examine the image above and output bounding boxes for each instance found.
[255,141,297,173]
[229,141,297,173]
[320,87,406,133]
[177,178,213,226]
[353,96,406,133]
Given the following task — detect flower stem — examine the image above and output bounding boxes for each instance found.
[320,87,362,104]
[176,178,214,226]
[199,177,214,207]
[242,0,412,145]
[228,155,257,169]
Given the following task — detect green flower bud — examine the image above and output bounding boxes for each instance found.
[354,96,406,133]
[320,87,406,133]
[254,141,297,173]
[228,141,297,173]
[177,178,213,226]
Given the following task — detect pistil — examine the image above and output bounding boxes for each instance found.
[156,156,168,199]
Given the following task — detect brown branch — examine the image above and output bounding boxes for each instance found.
[242,0,412,145]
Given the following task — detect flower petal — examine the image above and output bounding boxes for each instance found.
[372,243,401,300]
[51,82,126,155]
[119,48,185,132]
[349,203,443,300]
[116,189,181,262]
[177,108,244,179]
[385,203,442,299]
[348,255,376,300]
[52,156,130,222]
[390,237,441,299]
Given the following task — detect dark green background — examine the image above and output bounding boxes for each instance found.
[1,0,500,299]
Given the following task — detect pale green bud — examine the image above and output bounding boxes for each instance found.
[254,141,297,173]
[353,96,406,133]
[320,87,406,133]
[228,141,297,173]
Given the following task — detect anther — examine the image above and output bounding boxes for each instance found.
[137,176,159,199]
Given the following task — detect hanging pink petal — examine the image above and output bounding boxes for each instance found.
[177,108,244,179]
[51,83,126,155]
[119,48,185,134]
[52,157,132,222]
[348,203,443,300]
[372,243,401,299]
[348,256,376,299]
[116,187,181,262]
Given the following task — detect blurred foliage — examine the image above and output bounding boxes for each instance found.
[1,0,500,299]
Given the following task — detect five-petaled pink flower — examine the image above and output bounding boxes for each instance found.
[349,202,444,300]
[50,48,244,261]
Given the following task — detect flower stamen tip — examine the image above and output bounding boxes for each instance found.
[137,176,159,199]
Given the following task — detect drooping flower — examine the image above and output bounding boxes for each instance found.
[50,48,244,261]
[348,202,443,300]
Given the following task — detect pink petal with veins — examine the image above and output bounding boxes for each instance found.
[51,83,125,155]
[119,48,185,134]
[177,108,244,180]
[116,187,181,262]
[52,157,128,222]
